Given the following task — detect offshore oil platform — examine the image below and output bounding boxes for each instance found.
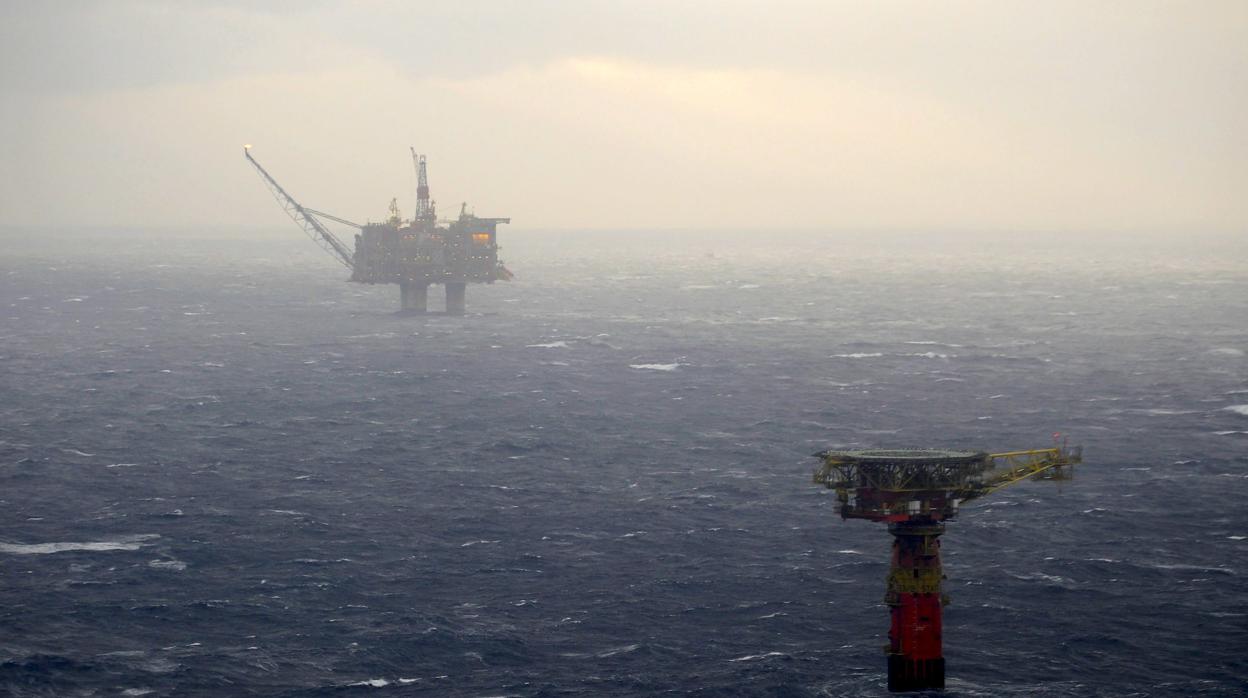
[812,442,1082,692]
[244,146,511,314]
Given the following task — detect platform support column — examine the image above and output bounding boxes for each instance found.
[399,282,428,313]
[445,282,466,315]
[885,521,946,692]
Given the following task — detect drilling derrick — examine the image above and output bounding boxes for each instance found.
[812,443,1082,692]
[244,146,511,314]
[412,147,433,222]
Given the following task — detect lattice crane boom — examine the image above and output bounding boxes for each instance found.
[303,208,362,230]
[244,147,355,269]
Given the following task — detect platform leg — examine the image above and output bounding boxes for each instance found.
[445,282,466,315]
[399,282,428,313]
[886,522,946,692]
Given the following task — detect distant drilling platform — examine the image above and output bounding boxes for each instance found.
[812,443,1082,692]
[245,146,511,314]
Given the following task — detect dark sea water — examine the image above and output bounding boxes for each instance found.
[1,230,1246,697]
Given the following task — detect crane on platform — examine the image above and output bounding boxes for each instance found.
[243,146,357,269]
[811,442,1082,692]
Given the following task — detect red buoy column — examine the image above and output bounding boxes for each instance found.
[886,522,946,691]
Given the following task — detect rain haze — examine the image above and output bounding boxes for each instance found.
[1,2,1246,697]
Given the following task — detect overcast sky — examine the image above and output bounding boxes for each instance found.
[1,1,1244,234]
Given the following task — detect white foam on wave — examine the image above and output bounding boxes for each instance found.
[1223,405,1248,416]
[629,363,683,371]
[597,643,641,657]
[1011,571,1068,585]
[0,534,159,555]
[833,350,955,359]
[729,651,787,662]
[347,678,420,688]
[1149,562,1234,575]
[149,559,187,571]
[527,341,570,349]
[1209,347,1245,356]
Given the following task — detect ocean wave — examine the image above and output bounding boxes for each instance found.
[1009,571,1070,586]
[562,643,643,659]
[60,448,97,457]
[729,651,788,662]
[1131,408,1201,416]
[827,351,956,359]
[629,363,683,371]
[1223,405,1248,416]
[148,559,187,571]
[346,678,421,688]
[0,534,159,555]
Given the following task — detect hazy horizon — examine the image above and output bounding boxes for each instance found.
[2,1,1246,236]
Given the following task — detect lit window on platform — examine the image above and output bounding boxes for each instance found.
[472,233,490,244]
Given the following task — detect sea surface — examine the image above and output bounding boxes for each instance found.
[1,230,1246,696]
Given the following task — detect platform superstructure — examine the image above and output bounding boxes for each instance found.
[245,146,511,313]
[812,443,1082,691]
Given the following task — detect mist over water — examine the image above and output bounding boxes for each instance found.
[1,230,1246,696]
